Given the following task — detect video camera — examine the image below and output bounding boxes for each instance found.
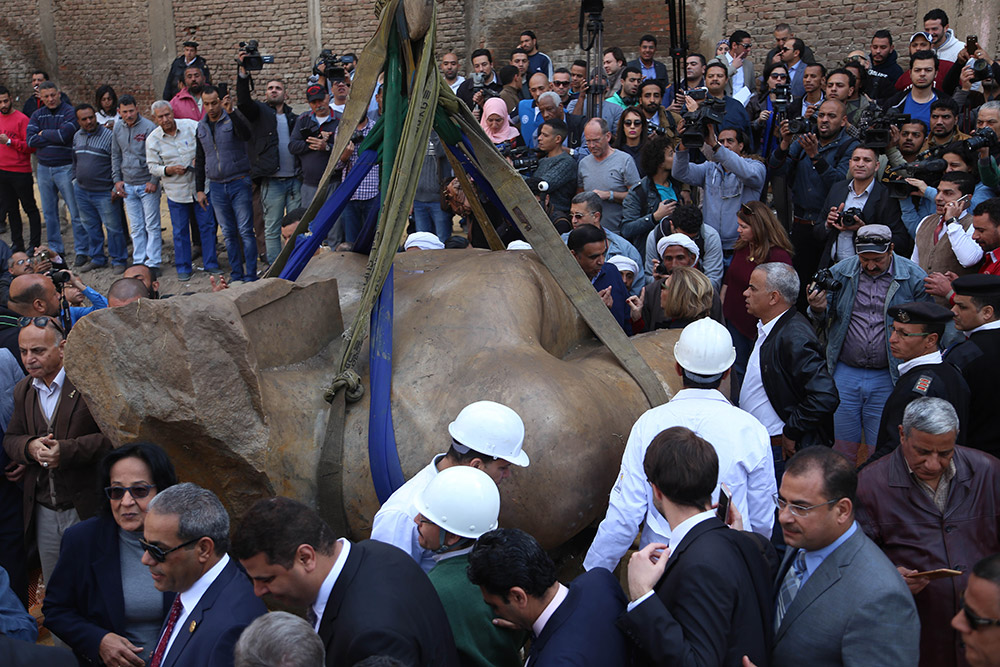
[772,84,792,116]
[238,40,275,72]
[882,143,949,198]
[680,97,726,148]
[314,50,351,81]
[499,144,539,176]
[852,107,911,149]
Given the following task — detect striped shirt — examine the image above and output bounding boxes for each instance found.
[72,126,114,190]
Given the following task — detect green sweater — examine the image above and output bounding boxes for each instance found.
[428,554,525,667]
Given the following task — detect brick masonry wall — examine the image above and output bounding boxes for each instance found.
[1,0,48,109]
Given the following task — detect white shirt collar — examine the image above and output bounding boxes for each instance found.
[312,538,351,631]
[179,553,229,612]
[667,510,716,556]
[31,366,65,395]
[897,349,942,375]
[757,308,789,337]
[968,319,1000,335]
[850,177,876,198]
[532,583,569,638]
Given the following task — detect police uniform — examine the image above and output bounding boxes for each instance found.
[871,302,970,464]
[943,275,1000,458]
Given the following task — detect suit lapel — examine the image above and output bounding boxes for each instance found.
[657,518,724,586]
[530,584,579,659]
[162,559,234,667]
[317,542,363,643]
[51,377,79,438]
[93,517,127,632]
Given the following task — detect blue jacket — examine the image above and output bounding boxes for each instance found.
[592,262,630,333]
[769,129,858,221]
[820,253,931,382]
[26,102,78,167]
[69,286,108,326]
[195,110,252,187]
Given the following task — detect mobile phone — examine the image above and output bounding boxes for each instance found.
[688,87,708,101]
[716,485,731,522]
[967,35,979,53]
[910,568,962,580]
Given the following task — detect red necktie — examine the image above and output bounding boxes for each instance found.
[933,218,945,245]
[149,595,183,667]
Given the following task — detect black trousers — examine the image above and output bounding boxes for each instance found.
[0,169,42,251]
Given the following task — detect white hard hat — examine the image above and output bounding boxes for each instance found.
[448,401,529,467]
[414,466,500,539]
[673,318,736,377]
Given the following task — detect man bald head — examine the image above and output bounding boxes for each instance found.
[108,277,150,307]
[8,274,60,317]
[123,264,160,299]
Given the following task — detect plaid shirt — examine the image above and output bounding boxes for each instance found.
[340,118,379,201]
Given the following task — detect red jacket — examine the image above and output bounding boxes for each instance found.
[170,89,205,122]
[0,110,34,172]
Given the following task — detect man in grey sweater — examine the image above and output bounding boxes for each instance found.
[73,104,128,273]
[112,95,161,272]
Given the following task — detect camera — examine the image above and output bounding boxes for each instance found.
[811,268,843,293]
[787,115,816,136]
[314,49,348,81]
[48,269,71,291]
[853,107,910,149]
[239,40,275,72]
[681,98,726,148]
[350,130,366,146]
[970,59,994,83]
[500,145,539,176]
[839,207,864,228]
[883,156,947,198]
[966,127,998,152]
[647,124,669,137]
[687,87,708,101]
[471,72,498,102]
[772,84,792,115]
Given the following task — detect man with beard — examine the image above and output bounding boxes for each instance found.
[867,30,903,103]
[886,51,950,128]
[439,52,464,93]
[606,66,642,111]
[170,66,207,121]
[922,99,968,151]
[637,79,679,137]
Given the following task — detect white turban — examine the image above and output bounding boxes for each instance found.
[607,255,639,275]
[507,240,533,250]
[404,232,445,251]
[656,233,700,264]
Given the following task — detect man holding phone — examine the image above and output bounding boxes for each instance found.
[857,397,1000,667]
[913,172,981,303]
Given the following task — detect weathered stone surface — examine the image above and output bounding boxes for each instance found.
[66,249,697,548]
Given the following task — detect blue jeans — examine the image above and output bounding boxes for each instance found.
[36,164,87,256]
[210,177,256,281]
[413,200,453,242]
[123,183,162,267]
[261,176,301,263]
[341,197,378,245]
[167,198,219,275]
[74,184,127,266]
[832,362,895,448]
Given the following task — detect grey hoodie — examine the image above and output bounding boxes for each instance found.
[112,115,159,186]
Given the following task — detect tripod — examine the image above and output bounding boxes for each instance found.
[665,0,688,101]
[578,0,605,120]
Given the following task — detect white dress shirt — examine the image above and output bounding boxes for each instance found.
[369,454,443,573]
[834,178,875,262]
[967,319,1000,336]
[311,538,351,631]
[910,210,982,267]
[897,349,943,375]
[162,554,230,658]
[531,583,569,639]
[626,510,716,611]
[740,312,787,437]
[32,367,65,423]
[583,389,776,572]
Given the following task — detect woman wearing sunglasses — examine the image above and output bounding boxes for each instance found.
[43,442,177,666]
[612,107,648,174]
[746,61,791,159]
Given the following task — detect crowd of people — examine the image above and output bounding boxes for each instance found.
[0,7,999,667]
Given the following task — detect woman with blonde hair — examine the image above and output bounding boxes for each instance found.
[722,200,794,401]
[631,266,717,332]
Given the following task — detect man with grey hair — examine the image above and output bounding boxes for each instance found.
[858,397,1000,667]
[234,612,325,667]
[577,118,640,235]
[140,483,266,667]
[562,191,645,297]
[742,262,838,458]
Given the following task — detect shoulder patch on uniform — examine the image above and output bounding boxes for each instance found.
[914,375,933,394]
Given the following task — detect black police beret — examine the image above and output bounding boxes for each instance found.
[889,301,954,324]
[952,274,1000,297]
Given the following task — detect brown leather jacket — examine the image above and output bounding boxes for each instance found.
[857,445,1000,667]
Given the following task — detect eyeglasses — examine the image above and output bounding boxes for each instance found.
[773,493,839,517]
[13,258,30,266]
[770,73,788,79]
[18,316,65,336]
[553,80,571,87]
[105,484,156,501]
[738,42,752,48]
[623,119,642,126]
[570,212,590,220]
[890,327,932,338]
[741,203,755,216]
[781,47,793,52]
[139,536,201,563]
[961,596,1000,630]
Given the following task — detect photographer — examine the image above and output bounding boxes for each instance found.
[456,49,502,116]
[816,145,909,269]
[236,51,301,264]
[699,62,750,136]
[807,224,931,449]
[746,62,790,158]
[288,85,339,206]
[334,116,379,245]
[672,123,765,260]
[621,135,679,251]
[532,120,577,216]
[61,270,106,327]
[637,79,680,138]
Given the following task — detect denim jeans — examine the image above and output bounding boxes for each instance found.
[412,200,453,242]
[166,198,220,275]
[123,183,162,267]
[261,176,302,263]
[210,176,257,281]
[832,362,895,449]
[341,197,378,245]
[74,184,128,266]
[36,163,87,256]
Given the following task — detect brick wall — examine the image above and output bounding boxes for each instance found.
[0,0,46,110]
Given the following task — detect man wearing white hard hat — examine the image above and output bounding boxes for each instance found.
[415,467,523,667]
[584,317,776,572]
[370,400,529,572]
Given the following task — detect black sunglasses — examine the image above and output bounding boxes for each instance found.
[105,484,156,501]
[962,597,1000,630]
[18,316,65,336]
[140,536,201,563]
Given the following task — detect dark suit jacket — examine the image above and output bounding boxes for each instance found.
[529,568,629,666]
[760,309,839,448]
[318,540,459,667]
[592,262,630,332]
[160,557,267,667]
[627,59,669,82]
[618,517,772,666]
[814,179,910,268]
[2,374,112,531]
[42,514,173,664]
[0,634,77,667]
[944,328,1000,457]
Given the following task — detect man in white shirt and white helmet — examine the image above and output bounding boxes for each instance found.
[583,317,776,572]
[370,400,529,572]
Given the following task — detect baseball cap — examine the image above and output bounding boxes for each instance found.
[306,84,326,102]
[855,224,893,253]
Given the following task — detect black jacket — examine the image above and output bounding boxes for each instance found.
[884,87,952,114]
[455,75,503,111]
[236,74,299,179]
[627,58,670,83]
[815,179,911,268]
[759,309,839,448]
[944,329,1000,458]
[866,51,904,104]
[288,112,341,187]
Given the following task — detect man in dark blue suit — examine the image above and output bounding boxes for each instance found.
[569,224,630,331]
[141,483,266,667]
[467,527,629,666]
[617,426,772,666]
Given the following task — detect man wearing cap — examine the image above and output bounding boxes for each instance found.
[370,400,529,573]
[808,224,931,450]
[569,224,630,332]
[584,318,776,573]
[945,274,1000,457]
[288,85,340,206]
[870,302,970,462]
[563,192,645,298]
[636,232,722,332]
[857,397,1000,667]
[607,255,639,292]
[163,41,211,103]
